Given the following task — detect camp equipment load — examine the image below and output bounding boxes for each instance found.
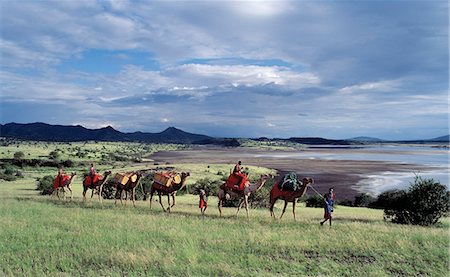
[114,173,138,185]
[115,173,129,185]
[278,173,301,191]
[153,172,181,187]
[226,173,248,191]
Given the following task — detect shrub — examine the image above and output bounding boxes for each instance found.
[353,193,375,207]
[0,164,22,181]
[305,195,325,208]
[62,159,74,167]
[36,175,55,195]
[48,150,60,161]
[13,151,25,160]
[383,176,449,226]
[369,189,406,209]
[101,179,116,200]
[188,178,221,196]
[249,178,276,208]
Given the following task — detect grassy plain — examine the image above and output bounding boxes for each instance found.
[0,141,449,276]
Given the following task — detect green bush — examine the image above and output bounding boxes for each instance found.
[101,179,116,200]
[13,151,25,160]
[188,178,222,196]
[248,178,276,208]
[353,193,375,207]
[383,177,449,226]
[0,164,22,181]
[36,175,55,195]
[369,189,406,209]
[305,195,325,208]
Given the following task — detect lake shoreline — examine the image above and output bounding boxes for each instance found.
[150,146,447,200]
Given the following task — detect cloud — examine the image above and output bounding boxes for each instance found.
[0,1,448,140]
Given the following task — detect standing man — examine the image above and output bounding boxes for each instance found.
[199,189,208,216]
[320,188,335,226]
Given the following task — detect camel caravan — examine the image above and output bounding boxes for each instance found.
[50,161,331,222]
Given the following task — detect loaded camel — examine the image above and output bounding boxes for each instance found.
[269,177,314,220]
[82,170,112,202]
[146,172,190,212]
[218,174,271,218]
[52,172,77,200]
[114,172,144,207]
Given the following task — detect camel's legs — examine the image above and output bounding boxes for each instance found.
[292,201,296,221]
[98,185,103,203]
[90,189,94,199]
[244,196,249,218]
[114,185,119,205]
[236,198,244,216]
[82,187,87,202]
[167,195,171,213]
[132,188,136,207]
[125,191,128,206]
[158,193,166,211]
[170,194,176,208]
[269,200,276,218]
[149,190,154,209]
[120,190,124,205]
[218,200,223,217]
[280,201,288,219]
[67,186,73,200]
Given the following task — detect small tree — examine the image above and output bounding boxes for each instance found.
[305,195,325,208]
[36,175,54,195]
[384,177,449,226]
[13,151,25,160]
[354,193,375,207]
[49,150,60,161]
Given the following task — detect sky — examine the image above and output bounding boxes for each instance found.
[0,0,448,140]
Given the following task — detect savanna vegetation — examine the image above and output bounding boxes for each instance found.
[0,139,448,276]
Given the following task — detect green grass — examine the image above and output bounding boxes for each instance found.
[0,141,449,276]
[1,176,448,276]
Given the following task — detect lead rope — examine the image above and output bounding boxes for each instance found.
[308,185,329,205]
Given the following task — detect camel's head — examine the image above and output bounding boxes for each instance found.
[104,170,112,176]
[302,177,314,186]
[181,172,191,178]
[71,171,77,177]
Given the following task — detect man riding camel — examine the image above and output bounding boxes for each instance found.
[89,163,96,187]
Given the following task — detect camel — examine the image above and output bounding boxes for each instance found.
[82,170,112,202]
[146,172,190,212]
[52,172,77,200]
[218,174,271,218]
[114,172,143,207]
[269,177,314,220]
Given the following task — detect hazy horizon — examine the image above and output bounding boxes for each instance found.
[1,1,448,140]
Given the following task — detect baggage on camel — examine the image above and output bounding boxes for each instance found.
[114,172,138,185]
[277,172,301,191]
[225,173,248,191]
[153,172,182,187]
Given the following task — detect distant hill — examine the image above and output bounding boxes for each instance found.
[348,136,384,142]
[0,123,211,144]
[428,135,450,142]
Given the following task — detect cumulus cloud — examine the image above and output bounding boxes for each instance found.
[0,0,448,139]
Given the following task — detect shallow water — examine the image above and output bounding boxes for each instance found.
[253,145,449,195]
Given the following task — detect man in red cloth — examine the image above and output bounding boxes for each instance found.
[199,189,208,216]
[89,163,96,187]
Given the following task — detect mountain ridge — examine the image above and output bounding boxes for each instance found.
[0,122,448,144]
